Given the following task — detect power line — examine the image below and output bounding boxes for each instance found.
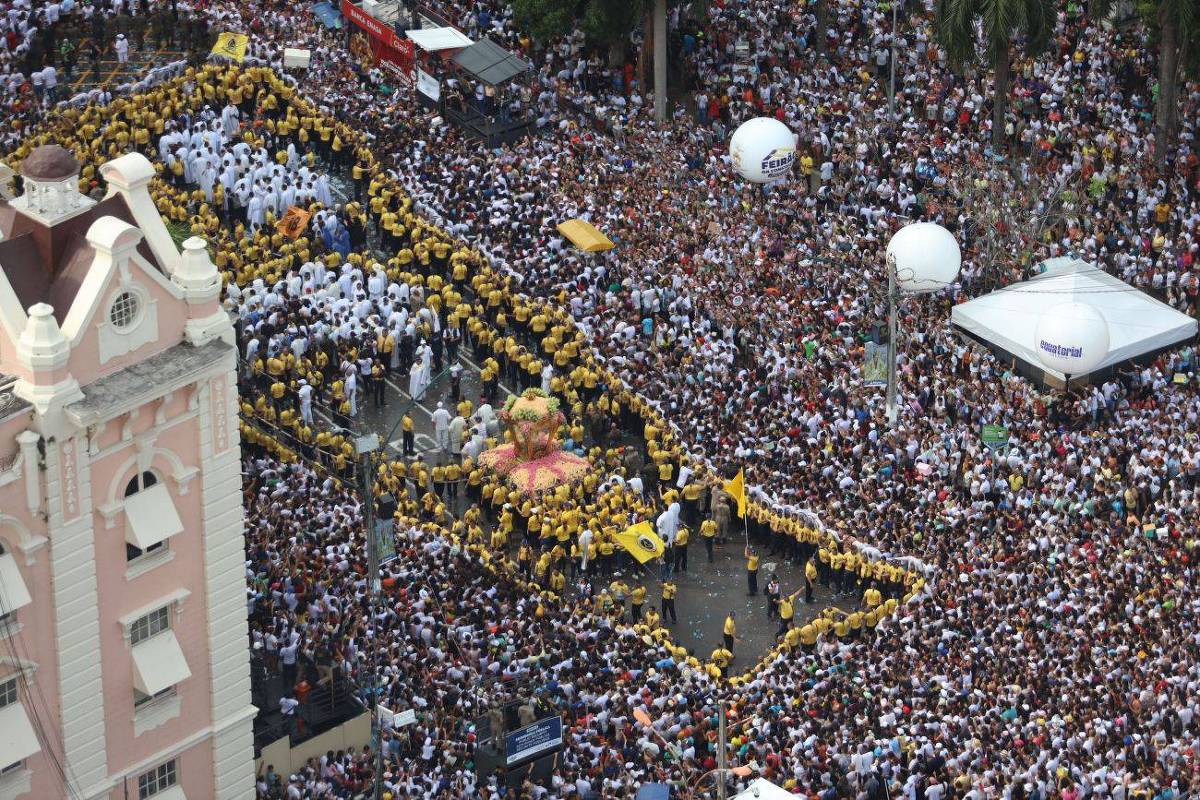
[0,567,83,800]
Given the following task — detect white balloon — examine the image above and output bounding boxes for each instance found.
[1034,302,1110,376]
[886,223,962,294]
[729,117,796,184]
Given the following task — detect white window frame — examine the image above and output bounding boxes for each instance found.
[123,471,173,566]
[133,685,175,709]
[98,281,158,366]
[137,758,178,799]
[120,587,190,652]
[130,606,170,646]
[118,588,190,645]
[109,290,143,331]
[0,675,17,708]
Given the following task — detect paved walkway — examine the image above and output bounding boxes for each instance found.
[64,42,185,96]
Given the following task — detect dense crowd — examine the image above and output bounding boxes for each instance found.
[6,0,1200,795]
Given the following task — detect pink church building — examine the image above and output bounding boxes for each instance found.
[0,146,255,800]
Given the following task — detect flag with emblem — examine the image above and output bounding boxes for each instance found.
[615,521,665,564]
[276,206,312,240]
[211,32,250,63]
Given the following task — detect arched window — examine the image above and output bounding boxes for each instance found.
[124,471,162,562]
[124,471,158,498]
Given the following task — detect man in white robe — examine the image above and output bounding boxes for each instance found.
[432,402,451,453]
[221,102,241,138]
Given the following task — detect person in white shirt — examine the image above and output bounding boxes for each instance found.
[41,64,57,103]
[113,34,129,64]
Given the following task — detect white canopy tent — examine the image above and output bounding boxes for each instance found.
[732,778,795,800]
[405,27,473,52]
[951,259,1197,383]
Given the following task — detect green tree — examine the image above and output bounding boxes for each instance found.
[512,0,578,44]
[1094,0,1199,167]
[935,0,1055,150]
[581,0,649,65]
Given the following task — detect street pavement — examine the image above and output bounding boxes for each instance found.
[323,347,846,666]
[297,173,849,670]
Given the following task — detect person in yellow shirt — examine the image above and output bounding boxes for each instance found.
[783,624,803,650]
[745,546,759,596]
[776,592,796,637]
[710,646,732,677]
[401,413,415,456]
[597,535,615,575]
[723,611,737,653]
[630,585,647,622]
[798,622,818,650]
[673,525,689,573]
[637,606,658,630]
[660,580,677,623]
[609,579,629,618]
[699,518,717,563]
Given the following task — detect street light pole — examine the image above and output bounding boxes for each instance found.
[888,0,898,122]
[354,433,384,800]
[885,252,899,426]
[716,704,728,800]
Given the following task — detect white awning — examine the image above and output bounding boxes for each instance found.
[149,787,187,800]
[0,551,32,613]
[124,483,184,551]
[131,630,191,696]
[0,702,41,764]
[405,26,473,51]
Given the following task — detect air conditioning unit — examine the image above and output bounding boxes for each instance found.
[361,0,381,17]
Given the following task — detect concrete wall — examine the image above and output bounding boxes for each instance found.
[255,713,372,778]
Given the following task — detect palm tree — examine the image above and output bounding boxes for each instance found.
[1091,0,1198,168]
[934,0,1055,151]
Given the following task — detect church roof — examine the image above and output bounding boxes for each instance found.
[19,145,80,181]
[0,193,165,322]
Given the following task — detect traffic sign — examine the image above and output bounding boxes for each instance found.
[981,424,1009,450]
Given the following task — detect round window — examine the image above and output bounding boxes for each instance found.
[109,291,140,329]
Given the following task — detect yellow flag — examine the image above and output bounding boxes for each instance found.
[211,32,249,63]
[723,469,746,518]
[614,521,665,564]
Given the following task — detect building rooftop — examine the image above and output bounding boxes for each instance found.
[0,193,166,323]
[0,373,31,425]
[20,144,80,182]
[65,339,233,426]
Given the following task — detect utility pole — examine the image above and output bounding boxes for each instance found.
[888,0,898,121]
[354,433,384,800]
[717,704,728,800]
[885,253,899,426]
[653,0,667,124]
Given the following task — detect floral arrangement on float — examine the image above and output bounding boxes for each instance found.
[477,389,590,494]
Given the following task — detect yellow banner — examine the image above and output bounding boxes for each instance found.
[723,469,746,518]
[614,520,665,564]
[211,32,249,63]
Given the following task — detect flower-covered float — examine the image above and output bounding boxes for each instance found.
[477,389,590,494]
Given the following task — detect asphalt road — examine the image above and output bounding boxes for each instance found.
[319,346,845,666]
[306,171,849,668]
